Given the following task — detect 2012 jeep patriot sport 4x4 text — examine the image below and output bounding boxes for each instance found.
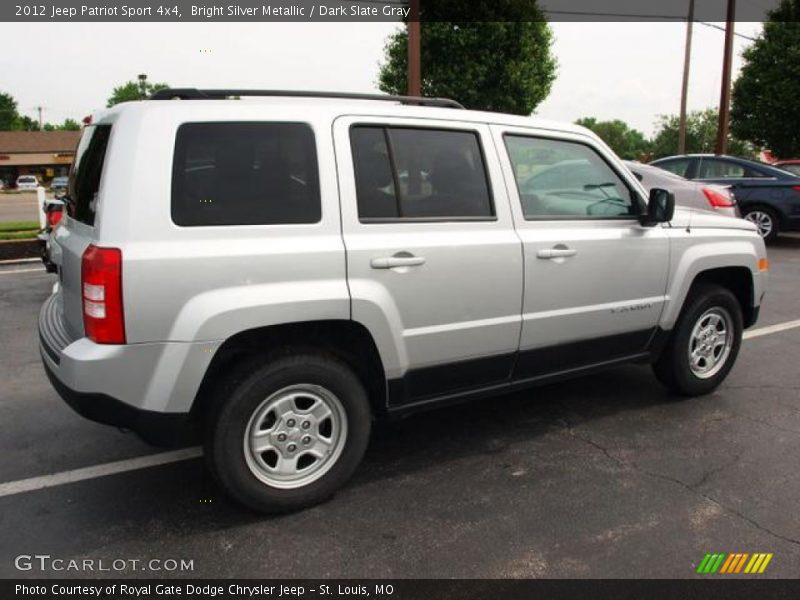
[40,89,767,512]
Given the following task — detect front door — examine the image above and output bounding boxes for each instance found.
[493,126,670,380]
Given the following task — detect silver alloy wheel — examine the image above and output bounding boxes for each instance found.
[244,384,348,490]
[688,307,734,379]
[744,210,774,239]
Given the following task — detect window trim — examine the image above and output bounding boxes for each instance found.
[502,132,646,222]
[170,120,322,228]
[349,123,498,224]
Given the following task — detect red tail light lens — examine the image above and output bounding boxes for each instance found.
[81,245,125,344]
[703,187,735,208]
[46,209,63,229]
[792,186,800,193]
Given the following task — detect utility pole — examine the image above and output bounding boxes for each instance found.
[407,0,421,97]
[678,0,695,154]
[715,0,736,155]
[137,73,148,98]
[36,106,43,129]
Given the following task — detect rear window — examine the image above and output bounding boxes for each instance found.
[171,122,321,227]
[68,125,111,226]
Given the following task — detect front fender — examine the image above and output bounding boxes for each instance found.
[661,236,763,330]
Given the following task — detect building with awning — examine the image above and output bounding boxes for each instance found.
[0,131,81,187]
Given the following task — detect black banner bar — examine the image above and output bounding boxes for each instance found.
[1,0,790,23]
[5,579,800,600]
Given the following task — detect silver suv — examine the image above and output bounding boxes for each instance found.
[40,89,768,512]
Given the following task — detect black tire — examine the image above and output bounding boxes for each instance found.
[652,284,743,397]
[742,206,780,243]
[204,352,371,513]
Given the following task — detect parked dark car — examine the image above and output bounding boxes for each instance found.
[650,154,800,241]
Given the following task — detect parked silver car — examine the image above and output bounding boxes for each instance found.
[40,90,767,513]
[624,161,740,218]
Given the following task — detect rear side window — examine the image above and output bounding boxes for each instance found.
[351,126,494,220]
[656,158,691,178]
[68,125,111,226]
[172,122,320,226]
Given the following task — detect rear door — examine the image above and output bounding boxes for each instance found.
[54,123,113,339]
[334,117,523,406]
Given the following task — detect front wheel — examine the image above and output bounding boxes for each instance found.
[653,284,743,396]
[204,352,372,513]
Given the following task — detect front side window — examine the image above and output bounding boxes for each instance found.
[698,158,770,179]
[351,126,494,220]
[504,135,638,219]
[172,122,320,226]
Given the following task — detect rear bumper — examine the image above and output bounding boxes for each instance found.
[41,358,194,446]
[38,293,216,446]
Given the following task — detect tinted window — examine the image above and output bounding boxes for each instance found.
[172,122,320,226]
[779,164,800,176]
[68,125,111,226]
[697,158,769,179]
[655,158,691,177]
[505,136,637,219]
[351,126,493,220]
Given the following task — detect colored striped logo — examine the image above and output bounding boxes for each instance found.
[697,552,773,574]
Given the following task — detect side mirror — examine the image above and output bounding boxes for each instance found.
[640,188,675,226]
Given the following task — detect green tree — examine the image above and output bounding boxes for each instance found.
[16,115,40,131]
[574,117,649,160]
[0,91,20,130]
[107,77,168,107]
[378,2,556,115]
[59,118,81,131]
[731,0,800,158]
[650,108,755,159]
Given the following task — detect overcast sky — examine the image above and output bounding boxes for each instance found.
[1,20,765,136]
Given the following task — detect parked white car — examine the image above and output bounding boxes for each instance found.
[16,175,39,190]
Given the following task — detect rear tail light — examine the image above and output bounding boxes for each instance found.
[81,245,125,344]
[46,209,63,229]
[703,187,735,208]
[792,186,800,193]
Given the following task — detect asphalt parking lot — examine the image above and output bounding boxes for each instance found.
[1,238,799,580]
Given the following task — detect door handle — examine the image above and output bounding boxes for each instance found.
[537,247,577,259]
[370,255,426,269]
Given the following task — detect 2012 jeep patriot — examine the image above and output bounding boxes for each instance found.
[40,89,768,512]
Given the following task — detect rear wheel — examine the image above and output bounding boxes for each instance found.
[653,284,743,396]
[742,206,779,242]
[204,352,371,513]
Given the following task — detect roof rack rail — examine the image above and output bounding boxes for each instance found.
[148,88,465,109]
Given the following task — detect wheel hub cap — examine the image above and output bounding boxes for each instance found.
[244,384,348,490]
[688,307,734,379]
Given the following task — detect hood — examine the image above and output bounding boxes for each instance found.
[669,206,757,233]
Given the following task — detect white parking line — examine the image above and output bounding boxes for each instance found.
[0,267,46,275]
[0,447,202,499]
[0,317,799,499]
[743,319,800,340]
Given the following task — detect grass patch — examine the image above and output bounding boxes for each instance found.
[0,221,39,233]
[0,230,39,241]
